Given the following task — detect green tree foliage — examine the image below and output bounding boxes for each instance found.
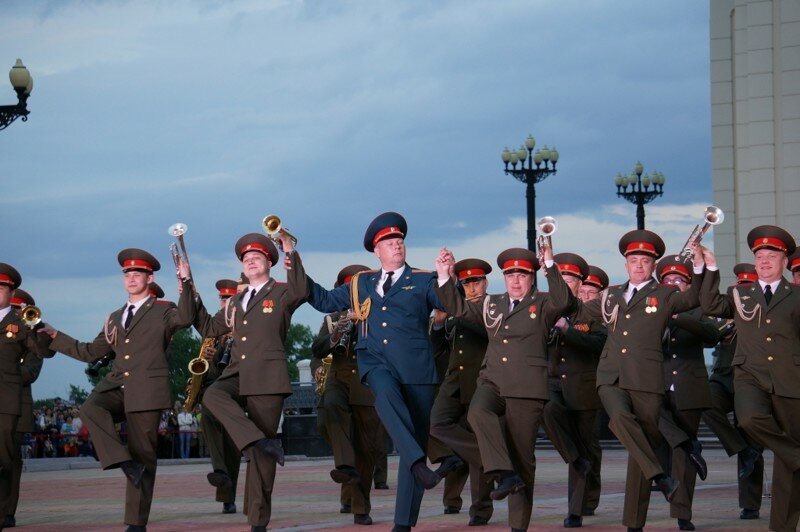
[68,384,89,405]
[285,323,313,381]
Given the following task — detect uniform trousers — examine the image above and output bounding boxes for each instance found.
[364,368,435,527]
[542,386,602,517]
[79,388,160,526]
[201,404,241,504]
[372,420,389,487]
[467,381,544,530]
[661,391,702,521]
[9,431,24,518]
[202,375,283,527]
[734,372,800,532]
[0,414,19,517]
[428,385,493,520]
[597,384,664,528]
[701,380,763,511]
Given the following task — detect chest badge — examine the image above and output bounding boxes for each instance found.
[262,300,274,313]
[645,296,658,314]
[5,324,19,339]
[529,305,537,319]
[402,286,415,290]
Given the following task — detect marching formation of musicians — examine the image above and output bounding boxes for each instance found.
[1,208,799,532]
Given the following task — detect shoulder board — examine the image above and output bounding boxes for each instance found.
[410,268,433,273]
[608,285,623,290]
[155,300,175,305]
[274,281,287,285]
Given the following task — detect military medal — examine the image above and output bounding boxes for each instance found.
[5,324,19,338]
[529,305,537,319]
[645,296,658,314]
[262,299,274,313]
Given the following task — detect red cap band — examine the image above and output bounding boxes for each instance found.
[372,226,403,246]
[342,275,354,285]
[584,274,603,287]
[0,274,12,285]
[218,288,237,297]
[624,241,657,256]
[752,237,787,253]
[502,259,534,272]
[458,268,486,280]
[557,263,582,277]
[10,297,24,307]
[737,272,757,282]
[241,242,269,257]
[791,258,800,271]
[660,263,690,279]
[148,289,159,297]
[123,259,153,271]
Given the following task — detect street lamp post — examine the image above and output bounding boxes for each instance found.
[614,161,666,230]
[501,134,559,286]
[0,59,33,131]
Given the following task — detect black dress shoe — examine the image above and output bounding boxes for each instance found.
[251,438,285,466]
[443,505,460,514]
[3,514,15,527]
[564,514,583,528]
[125,526,146,532]
[222,502,236,514]
[685,439,707,480]
[340,503,352,514]
[678,518,695,530]
[489,472,525,500]
[250,527,266,532]
[572,457,591,478]
[435,455,466,478]
[740,508,759,520]
[391,525,411,532]
[330,466,361,485]
[468,515,489,526]
[627,528,643,532]
[738,447,761,479]
[411,460,440,489]
[374,481,389,489]
[120,460,145,489]
[354,513,373,525]
[207,469,233,489]
[655,475,680,502]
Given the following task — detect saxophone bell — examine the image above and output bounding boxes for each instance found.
[184,337,215,412]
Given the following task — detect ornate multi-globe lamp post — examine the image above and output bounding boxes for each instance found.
[614,161,666,230]
[0,59,33,131]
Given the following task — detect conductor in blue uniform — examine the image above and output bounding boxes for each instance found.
[287,212,452,531]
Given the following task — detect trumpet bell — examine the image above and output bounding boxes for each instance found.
[168,222,188,237]
[21,305,42,327]
[704,206,724,225]
[538,216,557,236]
[262,215,281,235]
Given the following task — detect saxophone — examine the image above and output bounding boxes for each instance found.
[316,354,333,395]
[183,337,215,411]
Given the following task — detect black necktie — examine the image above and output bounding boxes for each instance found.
[764,285,773,304]
[246,288,257,309]
[382,271,394,295]
[629,287,638,303]
[123,305,134,329]
[511,299,521,311]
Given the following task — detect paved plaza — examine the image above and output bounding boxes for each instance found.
[16,448,774,531]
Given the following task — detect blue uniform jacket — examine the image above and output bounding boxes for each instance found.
[290,252,443,385]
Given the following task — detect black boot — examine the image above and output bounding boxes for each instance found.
[489,471,524,500]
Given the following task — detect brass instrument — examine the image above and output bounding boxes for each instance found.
[262,214,298,251]
[168,222,196,295]
[184,337,214,412]
[678,205,724,261]
[21,305,42,328]
[536,216,557,261]
[316,354,333,395]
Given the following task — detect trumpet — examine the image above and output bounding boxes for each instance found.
[677,205,724,260]
[536,216,557,261]
[184,337,214,411]
[20,305,42,328]
[168,222,196,295]
[262,214,298,251]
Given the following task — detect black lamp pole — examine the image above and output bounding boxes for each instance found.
[0,59,33,131]
[614,161,666,230]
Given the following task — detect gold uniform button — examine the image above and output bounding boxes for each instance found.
[458,350,463,354]
[381,306,387,311]
[504,325,510,330]
[124,355,130,360]
[241,336,247,341]
[623,331,628,336]
[121,385,125,389]
[243,320,248,325]
[561,357,566,362]
[459,334,464,339]
[501,356,508,362]
[561,374,567,379]
[502,339,509,344]
[383,339,388,345]
[560,341,565,346]
[671,338,676,342]
[672,354,677,358]
[621,348,627,354]
[766,337,772,342]
[241,354,246,360]
[19,358,24,364]
[458,365,464,370]
[625,314,631,319]
[351,369,356,374]
[382,322,387,327]
[766,319,771,324]
[124,371,130,377]
[125,339,130,344]
[672,370,678,375]
[767,356,774,361]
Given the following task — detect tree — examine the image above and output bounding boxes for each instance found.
[285,323,314,381]
[68,384,89,405]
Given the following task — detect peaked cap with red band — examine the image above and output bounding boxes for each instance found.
[618,229,666,259]
[363,212,407,252]
[215,279,238,298]
[0,263,22,290]
[553,252,589,279]
[747,225,796,256]
[117,249,160,273]
[584,265,609,290]
[454,258,492,282]
[656,254,692,282]
[235,233,279,265]
[733,263,757,284]
[148,282,165,299]
[10,288,34,308]
[788,250,800,273]
[496,248,539,273]
[335,264,371,288]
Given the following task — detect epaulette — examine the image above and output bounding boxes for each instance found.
[410,268,433,273]
[274,281,287,285]
[155,300,174,305]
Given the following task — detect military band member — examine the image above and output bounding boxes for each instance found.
[39,250,195,532]
[541,253,607,529]
[428,258,494,527]
[4,287,46,528]
[194,233,305,532]
[697,225,800,532]
[311,264,379,526]
[788,249,800,285]
[199,278,245,515]
[586,231,703,532]
[700,263,763,520]
[435,245,572,532]
[655,255,721,531]
[288,212,445,532]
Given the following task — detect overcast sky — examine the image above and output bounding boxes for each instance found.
[1,0,715,399]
